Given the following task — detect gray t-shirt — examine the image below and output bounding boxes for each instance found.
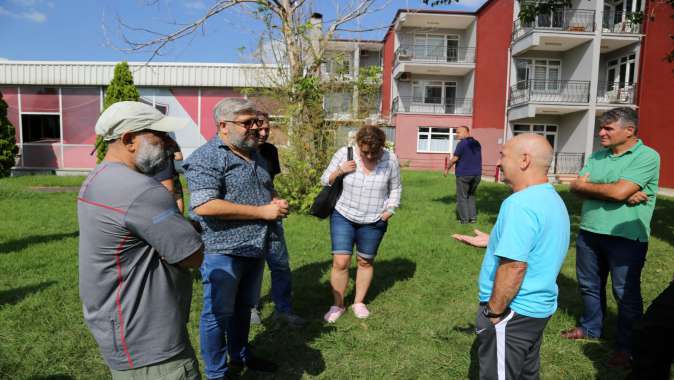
[77,162,202,370]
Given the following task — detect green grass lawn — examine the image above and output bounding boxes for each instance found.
[1,171,672,379]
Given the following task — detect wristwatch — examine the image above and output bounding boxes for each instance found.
[483,304,508,319]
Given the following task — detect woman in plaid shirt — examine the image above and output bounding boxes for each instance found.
[320,126,402,323]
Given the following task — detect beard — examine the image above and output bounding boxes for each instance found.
[227,126,258,151]
[134,136,168,176]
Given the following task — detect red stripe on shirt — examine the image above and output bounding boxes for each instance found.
[77,197,126,215]
[114,234,134,368]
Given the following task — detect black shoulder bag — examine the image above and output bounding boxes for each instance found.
[310,147,352,219]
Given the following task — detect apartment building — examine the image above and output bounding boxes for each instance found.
[376,1,673,189]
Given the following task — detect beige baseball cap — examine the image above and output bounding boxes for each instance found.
[95,101,190,141]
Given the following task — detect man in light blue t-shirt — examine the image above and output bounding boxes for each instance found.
[453,134,570,380]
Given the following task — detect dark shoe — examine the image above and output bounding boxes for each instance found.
[272,310,306,328]
[250,308,261,325]
[229,354,278,373]
[560,327,593,340]
[469,219,477,224]
[607,351,632,370]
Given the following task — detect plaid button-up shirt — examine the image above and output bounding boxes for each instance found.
[321,147,402,224]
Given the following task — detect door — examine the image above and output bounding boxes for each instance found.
[444,83,456,114]
[446,36,459,62]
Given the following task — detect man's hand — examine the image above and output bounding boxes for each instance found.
[380,211,393,222]
[259,202,289,221]
[272,197,289,209]
[626,191,648,205]
[570,173,590,192]
[452,229,490,248]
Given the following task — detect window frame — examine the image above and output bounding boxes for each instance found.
[416,126,458,154]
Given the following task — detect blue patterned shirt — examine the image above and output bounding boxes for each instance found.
[184,136,274,258]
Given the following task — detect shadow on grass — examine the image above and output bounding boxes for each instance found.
[0,231,79,255]
[0,281,56,306]
[247,258,416,379]
[29,376,75,380]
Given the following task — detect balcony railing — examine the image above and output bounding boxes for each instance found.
[551,152,585,174]
[509,80,591,106]
[597,82,638,104]
[393,96,473,115]
[602,11,642,34]
[395,45,476,64]
[512,9,596,41]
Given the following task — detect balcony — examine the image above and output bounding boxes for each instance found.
[597,82,637,110]
[511,9,595,55]
[393,45,475,78]
[602,11,642,34]
[393,96,473,115]
[508,80,590,120]
[600,11,642,53]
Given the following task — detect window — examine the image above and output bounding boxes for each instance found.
[325,52,352,77]
[512,124,558,150]
[139,97,169,115]
[21,114,60,143]
[324,91,353,116]
[417,127,457,153]
[516,59,561,91]
[413,33,459,61]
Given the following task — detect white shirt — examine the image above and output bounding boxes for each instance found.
[321,146,402,224]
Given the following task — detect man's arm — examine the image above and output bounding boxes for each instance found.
[176,245,204,269]
[194,199,287,221]
[571,174,641,202]
[487,257,527,322]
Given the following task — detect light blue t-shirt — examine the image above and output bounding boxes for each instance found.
[478,183,570,318]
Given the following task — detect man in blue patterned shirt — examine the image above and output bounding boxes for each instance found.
[184,98,288,380]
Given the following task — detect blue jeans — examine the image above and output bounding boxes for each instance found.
[576,229,648,353]
[199,254,264,379]
[266,222,292,313]
[330,210,388,259]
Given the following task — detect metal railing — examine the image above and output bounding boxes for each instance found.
[509,80,591,106]
[602,11,642,34]
[395,45,476,64]
[551,152,584,174]
[392,96,473,115]
[597,82,638,104]
[512,9,596,41]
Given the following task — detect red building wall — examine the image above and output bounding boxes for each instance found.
[473,0,514,173]
[637,3,674,189]
[381,29,395,119]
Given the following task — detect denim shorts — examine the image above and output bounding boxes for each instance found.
[330,210,388,259]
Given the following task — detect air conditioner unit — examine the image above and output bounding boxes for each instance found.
[398,48,411,58]
[399,72,411,81]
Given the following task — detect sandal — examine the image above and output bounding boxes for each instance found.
[351,303,370,319]
[323,306,345,323]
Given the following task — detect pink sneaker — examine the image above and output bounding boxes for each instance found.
[351,303,370,319]
[323,306,345,323]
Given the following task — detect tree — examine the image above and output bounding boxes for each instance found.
[115,1,385,211]
[96,61,140,162]
[0,90,18,178]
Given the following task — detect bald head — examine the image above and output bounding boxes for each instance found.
[507,133,553,172]
[499,134,553,190]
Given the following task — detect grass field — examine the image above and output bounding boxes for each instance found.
[0,171,672,379]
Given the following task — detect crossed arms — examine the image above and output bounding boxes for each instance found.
[571,174,648,205]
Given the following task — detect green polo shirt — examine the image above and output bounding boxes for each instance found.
[579,139,660,242]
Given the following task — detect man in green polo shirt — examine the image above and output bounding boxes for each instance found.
[561,107,660,370]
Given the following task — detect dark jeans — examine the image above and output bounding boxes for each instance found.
[629,280,674,379]
[266,222,293,313]
[199,254,264,379]
[575,229,648,353]
[456,175,480,223]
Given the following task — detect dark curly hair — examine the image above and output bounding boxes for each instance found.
[355,125,386,151]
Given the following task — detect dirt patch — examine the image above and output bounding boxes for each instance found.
[29,186,81,193]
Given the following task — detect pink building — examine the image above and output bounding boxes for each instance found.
[0,61,274,173]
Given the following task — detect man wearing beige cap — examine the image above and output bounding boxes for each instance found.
[78,101,204,379]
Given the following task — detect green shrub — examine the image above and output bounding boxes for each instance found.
[0,90,18,178]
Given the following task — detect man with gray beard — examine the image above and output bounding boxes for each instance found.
[78,101,204,380]
[184,98,287,379]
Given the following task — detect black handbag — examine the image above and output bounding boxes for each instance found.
[310,147,352,219]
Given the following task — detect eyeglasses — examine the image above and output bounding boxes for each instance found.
[222,118,265,130]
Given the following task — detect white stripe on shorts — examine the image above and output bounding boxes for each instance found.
[495,310,516,380]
